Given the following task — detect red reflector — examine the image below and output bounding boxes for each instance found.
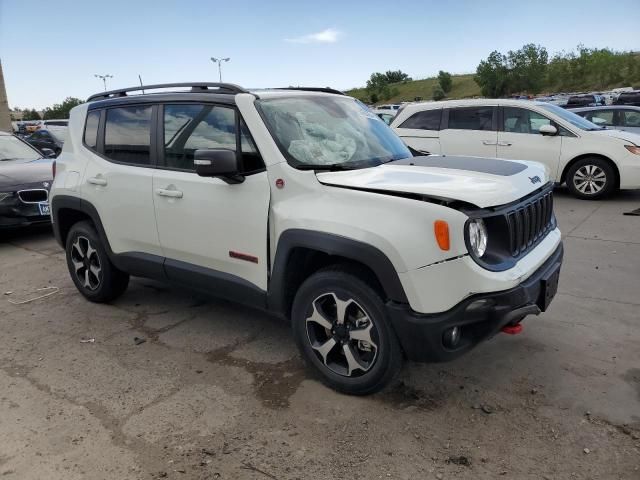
[275,178,285,189]
[229,251,259,263]
[501,324,523,335]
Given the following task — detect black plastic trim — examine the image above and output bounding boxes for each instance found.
[268,229,409,316]
[88,82,248,102]
[390,155,527,176]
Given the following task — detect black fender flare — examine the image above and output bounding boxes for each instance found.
[268,229,409,316]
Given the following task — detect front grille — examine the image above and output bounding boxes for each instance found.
[505,190,554,256]
[17,189,48,204]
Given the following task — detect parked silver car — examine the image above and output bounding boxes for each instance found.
[569,106,640,134]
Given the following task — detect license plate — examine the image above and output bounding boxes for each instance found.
[538,263,561,311]
[38,202,50,216]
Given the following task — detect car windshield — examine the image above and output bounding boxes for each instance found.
[539,103,604,131]
[257,95,411,169]
[0,135,42,162]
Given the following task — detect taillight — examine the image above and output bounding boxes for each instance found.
[52,160,56,179]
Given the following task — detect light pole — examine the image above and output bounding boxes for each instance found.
[210,57,230,82]
[94,74,113,91]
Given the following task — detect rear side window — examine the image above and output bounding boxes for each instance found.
[104,106,152,165]
[398,109,442,130]
[83,110,100,149]
[448,107,494,131]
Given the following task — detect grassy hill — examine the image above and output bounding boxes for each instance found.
[346,74,481,104]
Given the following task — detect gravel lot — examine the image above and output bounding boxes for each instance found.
[0,188,639,480]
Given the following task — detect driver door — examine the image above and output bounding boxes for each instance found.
[497,107,562,181]
[152,103,270,291]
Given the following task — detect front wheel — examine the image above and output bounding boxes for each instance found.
[291,266,403,395]
[566,157,616,200]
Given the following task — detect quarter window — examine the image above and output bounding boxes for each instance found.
[83,111,100,149]
[503,107,552,134]
[448,107,494,131]
[398,109,442,130]
[104,106,152,165]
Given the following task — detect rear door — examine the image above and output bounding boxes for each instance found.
[497,106,562,180]
[393,108,442,155]
[438,106,498,157]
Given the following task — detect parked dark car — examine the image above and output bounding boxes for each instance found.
[563,94,606,108]
[613,91,640,107]
[568,106,640,134]
[0,131,55,229]
[25,129,64,156]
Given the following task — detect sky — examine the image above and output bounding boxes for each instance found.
[1,0,639,109]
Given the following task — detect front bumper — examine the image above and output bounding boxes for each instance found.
[387,242,563,363]
[0,190,51,229]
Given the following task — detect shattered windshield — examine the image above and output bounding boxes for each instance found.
[257,95,411,169]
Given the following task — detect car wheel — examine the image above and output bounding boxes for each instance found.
[291,265,403,395]
[65,221,129,302]
[566,157,616,200]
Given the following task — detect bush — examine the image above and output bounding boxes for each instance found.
[438,71,453,93]
[432,86,445,101]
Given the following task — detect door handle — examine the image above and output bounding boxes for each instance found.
[482,140,497,145]
[87,176,107,186]
[155,188,183,199]
[498,141,513,146]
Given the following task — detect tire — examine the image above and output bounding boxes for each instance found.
[65,221,129,303]
[566,157,616,200]
[291,265,403,395]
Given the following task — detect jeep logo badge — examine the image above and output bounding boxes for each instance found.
[529,176,541,184]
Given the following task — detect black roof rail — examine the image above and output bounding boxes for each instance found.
[275,87,346,96]
[87,82,250,102]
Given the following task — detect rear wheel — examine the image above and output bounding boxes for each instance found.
[291,266,403,395]
[566,157,616,200]
[65,221,129,302]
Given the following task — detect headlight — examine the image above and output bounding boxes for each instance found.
[0,192,14,204]
[468,218,488,257]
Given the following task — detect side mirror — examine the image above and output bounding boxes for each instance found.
[194,149,244,184]
[539,124,557,136]
[41,148,57,158]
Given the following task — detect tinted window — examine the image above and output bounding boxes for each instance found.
[84,111,100,149]
[399,109,442,130]
[584,110,615,126]
[623,110,640,127]
[448,107,494,131]
[503,107,552,134]
[163,104,236,171]
[104,106,152,165]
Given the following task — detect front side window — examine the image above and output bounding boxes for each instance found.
[503,107,552,134]
[84,110,100,149]
[448,107,494,131]
[623,110,640,127]
[163,104,236,171]
[398,109,442,130]
[584,110,615,126]
[257,96,410,169]
[104,106,152,165]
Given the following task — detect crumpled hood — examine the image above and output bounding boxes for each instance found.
[316,156,549,208]
[0,159,53,190]
[591,128,640,145]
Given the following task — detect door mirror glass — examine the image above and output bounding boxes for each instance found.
[194,149,244,183]
[539,124,557,136]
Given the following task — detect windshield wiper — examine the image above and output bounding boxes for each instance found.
[296,163,356,171]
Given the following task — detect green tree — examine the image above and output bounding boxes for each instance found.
[474,50,510,97]
[22,109,41,121]
[383,70,411,83]
[437,70,452,93]
[42,97,84,119]
[432,86,445,101]
[366,70,410,103]
[507,44,548,93]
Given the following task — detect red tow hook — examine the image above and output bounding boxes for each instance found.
[501,323,523,335]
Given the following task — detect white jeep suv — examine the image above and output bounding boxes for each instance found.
[391,99,640,199]
[50,83,563,394]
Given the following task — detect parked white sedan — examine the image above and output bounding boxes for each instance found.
[391,99,640,199]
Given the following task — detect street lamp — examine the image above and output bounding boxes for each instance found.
[210,57,230,82]
[94,74,113,91]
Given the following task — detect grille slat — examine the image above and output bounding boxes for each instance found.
[503,190,554,258]
[17,189,48,204]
